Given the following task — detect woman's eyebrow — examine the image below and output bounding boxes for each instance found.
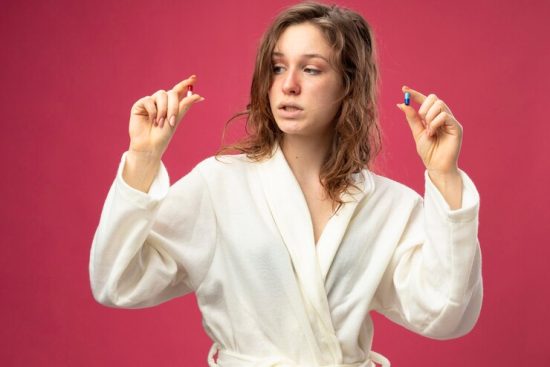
[272,51,329,63]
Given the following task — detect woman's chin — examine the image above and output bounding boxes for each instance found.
[277,122,334,142]
[276,120,309,136]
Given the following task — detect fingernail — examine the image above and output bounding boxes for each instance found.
[197,97,205,102]
[169,115,175,126]
[158,117,164,127]
[396,103,401,109]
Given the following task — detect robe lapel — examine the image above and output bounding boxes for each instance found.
[316,171,374,282]
[256,142,373,363]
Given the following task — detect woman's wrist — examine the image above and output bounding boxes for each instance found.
[427,167,460,180]
[123,149,162,193]
[427,168,463,210]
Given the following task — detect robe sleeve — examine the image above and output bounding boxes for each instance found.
[89,151,217,309]
[372,168,483,339]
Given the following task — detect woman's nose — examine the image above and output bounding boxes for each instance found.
[282,70,301,95]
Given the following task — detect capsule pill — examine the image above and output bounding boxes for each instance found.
[187,85,193,97]
[404,92,410,106]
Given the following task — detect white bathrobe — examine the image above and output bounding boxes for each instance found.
[89,142,483,367]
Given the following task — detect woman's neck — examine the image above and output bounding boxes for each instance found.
[279,133,333,183]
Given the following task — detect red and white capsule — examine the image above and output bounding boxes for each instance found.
[187,84,193,97]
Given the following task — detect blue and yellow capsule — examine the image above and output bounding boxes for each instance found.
[404,92,410,106]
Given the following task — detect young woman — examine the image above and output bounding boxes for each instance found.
[89,2,483,366]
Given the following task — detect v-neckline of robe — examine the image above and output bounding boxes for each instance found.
[257,142,374,277]
[255,141,375,362]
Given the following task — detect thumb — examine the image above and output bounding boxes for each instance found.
[396,103,424,137]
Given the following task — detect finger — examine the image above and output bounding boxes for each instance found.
[178,93,205,112]
[179,94,204,116]
[425,99,446,127]
[172,75,198,101]
[166,90,180,127]
[427,111,448,137]
[418,93,438,123]
[430,112,463,137]
[131,96,150,116]
[396,103,425,138]
[152,90,168,128]
[402,85,427,105]
[176,94,205,123]
[141,97,157,125]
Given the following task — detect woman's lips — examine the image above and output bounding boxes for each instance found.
[278,106,303,118]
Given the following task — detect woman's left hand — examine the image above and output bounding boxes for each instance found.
[397,86,462,175]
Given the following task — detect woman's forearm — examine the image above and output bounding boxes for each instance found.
[427,169,463,210]
[122,150,162,193]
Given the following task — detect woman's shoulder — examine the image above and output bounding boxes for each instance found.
[194,152,258,177]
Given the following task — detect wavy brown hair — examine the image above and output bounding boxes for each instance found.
[217,1,381,207]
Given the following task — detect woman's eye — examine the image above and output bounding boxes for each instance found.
[273,65,284,74]
[304,68,320,75]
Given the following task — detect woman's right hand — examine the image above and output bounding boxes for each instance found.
[128,75,205,159]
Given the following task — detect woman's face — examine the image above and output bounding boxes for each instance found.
[268,22,344,141]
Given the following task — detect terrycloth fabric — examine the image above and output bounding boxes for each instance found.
[89,142,482,366]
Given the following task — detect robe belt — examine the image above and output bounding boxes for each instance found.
[207,343,391,367]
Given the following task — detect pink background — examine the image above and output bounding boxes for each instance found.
[1,0,548,365]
